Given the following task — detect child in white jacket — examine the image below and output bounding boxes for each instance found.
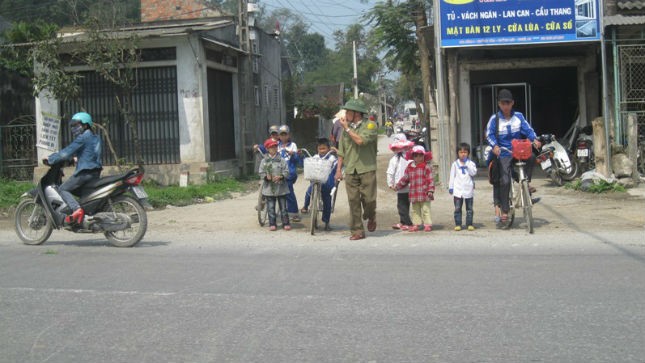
[386,134,414,230]
[449,142,478,231]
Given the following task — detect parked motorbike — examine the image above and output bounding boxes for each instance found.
[14,160,150,247]
[404,127,428,149]
[536,134,579,186]
[575,125,594,172]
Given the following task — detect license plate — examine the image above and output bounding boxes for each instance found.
[132,186,148,199]
[577,149,589,157]
[540,158,552,170]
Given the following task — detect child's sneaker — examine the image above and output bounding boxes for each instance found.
[424,225,432,232]
[467,225,475,231]
[269,225,277,231]
[408,225,420,232]
[454,226,462,231]
[283,225,292,231]
[400,225,409,231]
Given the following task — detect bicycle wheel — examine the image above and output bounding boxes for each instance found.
[505,183,516,229]
[257,189,267,226]
[521,180,534,233]
[310,184,320,235]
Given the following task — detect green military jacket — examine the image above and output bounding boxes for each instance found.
[337,120,378,174]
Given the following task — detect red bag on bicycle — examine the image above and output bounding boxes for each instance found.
[511,139,532,160]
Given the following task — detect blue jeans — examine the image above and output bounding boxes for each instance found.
[454,196,474,227]
[266,196,289,227]
[285,177,299,215]
[59,169,101,211]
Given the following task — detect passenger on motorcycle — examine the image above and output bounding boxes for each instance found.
[44,112,102,225]
[485,89,540,224]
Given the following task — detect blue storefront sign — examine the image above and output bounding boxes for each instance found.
[439,0,600,48]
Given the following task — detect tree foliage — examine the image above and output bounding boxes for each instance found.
[0,0,140,26]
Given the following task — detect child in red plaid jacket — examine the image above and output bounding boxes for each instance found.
[395,145,435,232]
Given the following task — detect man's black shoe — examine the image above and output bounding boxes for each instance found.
[531,197,541,205]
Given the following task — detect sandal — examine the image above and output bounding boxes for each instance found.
[300,208,309,214]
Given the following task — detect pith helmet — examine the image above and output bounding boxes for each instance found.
[342,98,368,114]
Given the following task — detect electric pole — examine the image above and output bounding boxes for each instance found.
[238,0,253,174]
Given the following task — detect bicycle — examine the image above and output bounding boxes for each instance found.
[301,148,337,235]
[255,149,268,226]
[498,140,536,233]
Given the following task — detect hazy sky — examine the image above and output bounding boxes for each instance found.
[258,0,374,49]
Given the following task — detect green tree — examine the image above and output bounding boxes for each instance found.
[0,20,58,77]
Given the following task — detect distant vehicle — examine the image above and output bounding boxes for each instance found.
[402,101,423,130]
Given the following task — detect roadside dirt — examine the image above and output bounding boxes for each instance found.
[2,135,644,236]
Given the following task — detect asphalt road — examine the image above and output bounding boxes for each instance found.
[1,228,645,363]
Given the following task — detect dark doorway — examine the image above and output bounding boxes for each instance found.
[207,68,235,161]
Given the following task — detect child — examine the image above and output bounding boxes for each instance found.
[395,145,435,232]
[258,138,291,231]
[449,142,478,231]
[277,125,301,222]
[300,138,337,231]
[386,133,414,230]
[253,125,279,153]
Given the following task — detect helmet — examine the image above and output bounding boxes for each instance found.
[71,112,93,127]
[268,125,279,134]
[278,125,290,134]
[342,98,368,114]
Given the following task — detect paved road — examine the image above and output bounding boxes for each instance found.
[1,228,644,363]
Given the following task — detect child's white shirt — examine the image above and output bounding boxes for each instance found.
[387,153,412,193]
[448,159,477,198]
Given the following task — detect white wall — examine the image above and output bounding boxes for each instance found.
[176,36,206,163]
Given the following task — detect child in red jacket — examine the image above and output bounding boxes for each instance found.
[395,145,435,232]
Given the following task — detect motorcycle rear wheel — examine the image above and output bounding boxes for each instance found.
[103,195,147,247]
[15,199,53,245]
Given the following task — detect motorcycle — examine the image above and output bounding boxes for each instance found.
[536,134,579,186]
[385,122,394,137]
[14,160,150,247]
[404,127,428,149]
[575,125,594,172]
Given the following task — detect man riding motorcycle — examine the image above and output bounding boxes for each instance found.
[44,112,102,225]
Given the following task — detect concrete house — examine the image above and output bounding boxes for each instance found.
[35,0,286,184]
[432,0,644,180]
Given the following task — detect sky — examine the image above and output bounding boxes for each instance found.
[257,0,374,49]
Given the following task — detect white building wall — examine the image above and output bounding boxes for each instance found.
[176,37,206,163]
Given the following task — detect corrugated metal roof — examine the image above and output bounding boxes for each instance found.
[59,19,233,42]
[605,14,645,26]
[617,1,645,10]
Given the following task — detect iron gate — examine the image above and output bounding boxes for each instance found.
[0,117,37,181]
[618,44,645,173]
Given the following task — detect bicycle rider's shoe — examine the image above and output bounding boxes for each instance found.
[300,208,309,214]
[531,197,541,205]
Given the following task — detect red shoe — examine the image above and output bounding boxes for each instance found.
[65,208,85,225]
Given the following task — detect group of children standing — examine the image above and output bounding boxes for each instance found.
[258,126,479,233]
[387,133,478,232]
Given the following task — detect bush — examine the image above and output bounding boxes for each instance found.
[0,179,34,209]
[565,179,626,193]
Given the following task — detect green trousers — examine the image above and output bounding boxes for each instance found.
[345,170,377,235]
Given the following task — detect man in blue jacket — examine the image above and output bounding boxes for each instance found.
[486,89,540,224]
[45,112,102,225]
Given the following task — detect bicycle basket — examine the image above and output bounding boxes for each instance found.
[304,157,333,182]
[511,139,533,160]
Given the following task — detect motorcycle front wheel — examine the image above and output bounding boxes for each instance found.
[103,195,147,247]
[15,199,53,245]
[561,154,579,181]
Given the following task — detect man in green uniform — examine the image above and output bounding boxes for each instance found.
[335,98,378,240]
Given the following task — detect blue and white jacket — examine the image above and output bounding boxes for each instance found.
[486,110,537,159]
